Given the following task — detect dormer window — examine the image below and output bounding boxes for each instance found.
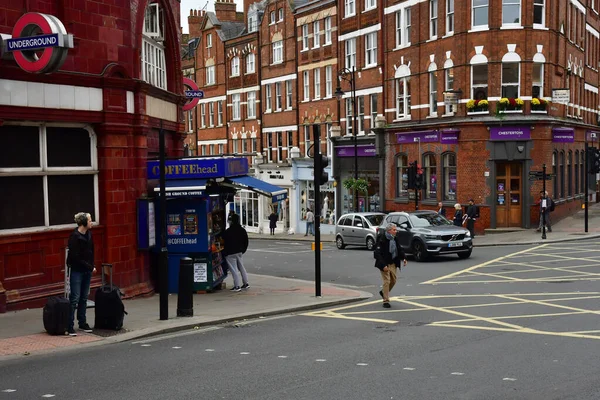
[142,2,167,90]
[248,14,258,32]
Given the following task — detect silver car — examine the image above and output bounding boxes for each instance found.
[335,212,386,250]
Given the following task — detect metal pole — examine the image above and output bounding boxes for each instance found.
[352,67,358,213]
[542,164,547,240]
[414,160,419,211]
[159,121,169,320]
[313,124,322,297]
[585,140,589,233]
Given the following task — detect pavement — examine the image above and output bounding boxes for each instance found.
[249,201,600,246]
[1,202,599,360]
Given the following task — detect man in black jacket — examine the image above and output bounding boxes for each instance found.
[222,214,249,292]
[374,223,407,308]
[465,198,479,238]
[67,212,96,336]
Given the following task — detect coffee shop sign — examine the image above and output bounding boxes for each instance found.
[1,13,73,74]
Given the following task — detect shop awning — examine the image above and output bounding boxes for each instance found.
[153,179,208,197]
[226,176,287,203]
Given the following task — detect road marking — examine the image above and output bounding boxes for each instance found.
[503,378,517,381]
[172,346,182,349]
[2,389,16,393]
[240,352,250,355]
[278,355,288,358]
[132,326,222,344]
[140,344,151,347]
[451,372,464,375]
[205,349,215,352]
[403,367,415,370]
[357,363,369,366]
[41,395,55,398]
[315,359,327,362]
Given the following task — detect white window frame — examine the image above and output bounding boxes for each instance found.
[370,94,377,126]
[326,66,333,98]
[345,38,356,70]
[429,70,438,116]
[357,96,365,134]
[446,0,454,35]
[248,91,256,118]
[233,138,239,154]
[533,0,545,28]
[502,0,521,27]
[345,0,356,17]
[218,101,223,125]
[272,40,283,64]
[207,33,212,48]
[314,68,321,100]
[532,63,544,98]
[395,8,411,48]
[302,25,309,51]
[286,81,293,110]
[501,62,520,98]
[313,21,321,48]
[248,14,258,33]
[206,65,215,85]
[445,66,455,114]
[324,17,332,44]
[277,132,283,162]
[265,85,272,112]
[430,0,438,39]
[304,125,311,157]
[275,82,283,111]
[303,71,310,101]
[396,77,410,119]
[472,0,489,29]
[143,3,163,39]
[231,56,240,77]
[365,0,376,11]
[270,11,276,24]
[346,99,354,136]
[141,38,167,90]
[365,32,377,67]
[219,143,224,154]
[200,103,206,128]
[471,63,489,101]
[209,102,215,127]
[278,8,284,21]
[232,94,241,120]
[246,53,255,74]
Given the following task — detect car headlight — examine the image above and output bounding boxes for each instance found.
[465,231,471,237]
[424,234,439,240]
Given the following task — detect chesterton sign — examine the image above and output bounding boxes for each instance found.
[2,13,73,74]
[147,157,249,180]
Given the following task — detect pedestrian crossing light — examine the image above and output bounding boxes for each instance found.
[593,148,600,174]
[317,154,329,186]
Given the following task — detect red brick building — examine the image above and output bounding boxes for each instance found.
[0,0,184,312]
[382,0,600,233]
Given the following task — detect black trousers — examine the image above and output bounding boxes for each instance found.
[467,219,475,237]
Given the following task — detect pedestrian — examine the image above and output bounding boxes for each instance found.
[437,201,446,217]
[66,212,95,336]
[452,203,463,227]
[373,223,407,308]
[465,198,479,237]
[536,191,553,232]
[222,213,250,292]
[305,208,315,236]
[268,211,278,235]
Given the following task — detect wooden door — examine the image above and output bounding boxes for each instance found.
[495,162,522,227]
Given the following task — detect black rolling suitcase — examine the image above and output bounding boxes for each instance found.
[94,264,127,330]
[43,296,70,335]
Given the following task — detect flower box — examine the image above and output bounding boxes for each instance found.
[497,97,524,112]
[531,98,549,112]
[466,99,489,113]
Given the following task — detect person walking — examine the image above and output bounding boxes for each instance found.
[536,191,553,232]
[268,211,278,235]
[437,202,446,217]
[66,212,96,336]
[305,208,315,236]
[374,223,407,309]
[222,213,250,292]
[452,203,463,227]
[465,199,479,237]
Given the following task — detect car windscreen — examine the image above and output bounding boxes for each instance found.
[409,213,451,227]
[365,214,384,227]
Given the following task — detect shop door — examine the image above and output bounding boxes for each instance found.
[495,162,522,227]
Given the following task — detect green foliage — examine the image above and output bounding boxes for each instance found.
[343,178,369,194]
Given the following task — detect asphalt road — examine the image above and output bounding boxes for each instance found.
[2,239,600,399]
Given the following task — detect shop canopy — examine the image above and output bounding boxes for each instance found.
[149,157,287,203]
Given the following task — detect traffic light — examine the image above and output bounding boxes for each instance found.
[593,148,600,174]
[407,162,417,189]
[316,154,329,186]
[415,163,424,190]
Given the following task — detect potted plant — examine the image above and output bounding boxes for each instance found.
[497,97,524,111]
[531,97,549,111]
[343,177,370,209]
[466,99,489,113]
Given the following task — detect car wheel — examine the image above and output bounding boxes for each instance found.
[336,236,346,249]
[366,237,376,251]
[412,240,428,262]
[458,250,472,259]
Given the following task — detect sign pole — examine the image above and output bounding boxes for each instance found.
[542,164,547,240]
[585,141,589,233]
[313,124,322,297]
[159,120,169,320]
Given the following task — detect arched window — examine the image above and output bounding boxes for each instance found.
[142,2,167,89]
[428,62,438,116]
[552,151,558,197]
[470,52,488,100]
[395,65,411,119]
[575,150,579,194]
[395,153,408,197]
[567,151,573,197]
[501,49,521,98]
[442,152,457,201]
[422,153,437,200]
[559,150,565,198]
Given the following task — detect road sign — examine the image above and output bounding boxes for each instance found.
[528,173,555,181]
[184,90,204,99]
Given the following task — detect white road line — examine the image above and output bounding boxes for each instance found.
[240,352,250,355]
[141,344,151,347]
[357,363,369,366]
[41,395,56,398]
[131,326,222,344]
[2,389,16,393]
[315,359,327,362]
[278,355,288,358]
[451,372,464,375]
[403,367,415,370]
[503,378,517,381]
[205,349,215,352]
[172,346,182,349]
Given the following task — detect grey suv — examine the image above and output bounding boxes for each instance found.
[335,212,385,250]
[377,211,472,262]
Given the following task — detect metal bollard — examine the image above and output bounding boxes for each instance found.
[177,257,194,317]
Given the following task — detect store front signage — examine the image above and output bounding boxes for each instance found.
[440,129,459,144]
[552,128,575,143]
[586,130,599,141]
[147,157,249,180]
[3,13,73,74]
[336,144,376,157]
[489,126,531,141]
[396,130,439,144]
[183,77,203,111]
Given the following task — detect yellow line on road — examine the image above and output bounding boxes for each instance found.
[464,270,522,281]
[428,323,600,340]
[525,252,600,263]
[420,244,549,285]
[497,295,600,316]
[301,311,398,324]
[437,311,588,324]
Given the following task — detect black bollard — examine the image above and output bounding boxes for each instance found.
[177,257,194,317]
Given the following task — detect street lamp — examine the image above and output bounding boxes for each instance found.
[335,66,358,212]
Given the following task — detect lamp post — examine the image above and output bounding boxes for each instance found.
[335,66,358,212]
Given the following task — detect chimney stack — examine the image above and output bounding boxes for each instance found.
[188,8,203,38]
[215,0,237,22]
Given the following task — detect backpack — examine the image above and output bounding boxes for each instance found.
[549,199,555,212]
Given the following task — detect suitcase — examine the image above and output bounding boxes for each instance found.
[94,264,127,330]
[43,296,71,335]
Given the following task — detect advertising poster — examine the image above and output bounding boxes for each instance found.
[167,214,181,235]
[430,175,437,194]
[449,175,457,192]
[193,263,208,283]
[184,213,198,235]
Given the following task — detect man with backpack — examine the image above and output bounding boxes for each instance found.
[536,191,553,232]
[373,223,407,309]
[222,213,250,292]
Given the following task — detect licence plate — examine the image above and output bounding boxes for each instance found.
[448,242,463,248]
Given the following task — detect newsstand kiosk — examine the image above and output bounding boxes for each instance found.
[139,157,287,293]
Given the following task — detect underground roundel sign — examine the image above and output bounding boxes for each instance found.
[183,77,204,111]
[4,13,73,74]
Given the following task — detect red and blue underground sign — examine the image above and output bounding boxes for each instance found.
[3,13,73,74]
[183,77,204,111]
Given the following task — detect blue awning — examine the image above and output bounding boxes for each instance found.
[226,176,287,203]
[153,179,208,197]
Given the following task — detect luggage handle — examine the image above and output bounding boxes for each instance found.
[101,263,113,292]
